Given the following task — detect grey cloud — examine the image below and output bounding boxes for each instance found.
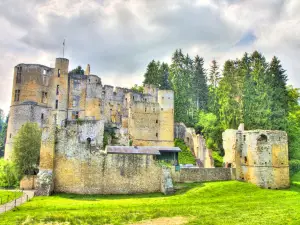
[0,0,299,114]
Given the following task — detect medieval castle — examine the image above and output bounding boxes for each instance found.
[4,57,290,195]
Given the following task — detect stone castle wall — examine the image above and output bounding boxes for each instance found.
[223,129,290,189]
[174,123,214,168]
[171,168,235,183]
[54,121,161,194]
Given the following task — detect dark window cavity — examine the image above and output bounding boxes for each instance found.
[14,90,20,101]
[16,67,22,84]
[42,91,47,104]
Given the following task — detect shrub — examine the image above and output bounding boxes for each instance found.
[13,122,41,177]
[289,159,300,177]
[175,139,196,165]
[0,158,19,188]
[212,151,223,167]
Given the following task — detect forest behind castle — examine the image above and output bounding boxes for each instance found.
[138,49,300,173]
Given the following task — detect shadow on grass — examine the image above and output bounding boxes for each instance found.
[53,182,205,201]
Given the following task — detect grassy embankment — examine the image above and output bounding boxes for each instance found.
[0,177,300,225]
[0,190,22,205]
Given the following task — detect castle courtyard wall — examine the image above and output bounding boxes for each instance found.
[171,168,235,183]
[54,120,162,194]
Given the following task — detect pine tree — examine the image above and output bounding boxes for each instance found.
[143,60,161,87]
[159,63,171,90]
[208,60,221,88]
[170,49,192,124]
[267,56,289,130]
[193,55,208,111]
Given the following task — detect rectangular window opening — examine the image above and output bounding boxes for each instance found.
[56,85,59,95]
[156,133,158,137]
[58,69,61,77]
[14,90,20,102]
[41,91,48,104]
[41,113,44,120]
[55,100,58,109]
[16,67,22,84]
[72,96,80,107]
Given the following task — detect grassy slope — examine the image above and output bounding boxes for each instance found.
[0,190,22,205]
[292,171,300,186]
[0,181,300,225]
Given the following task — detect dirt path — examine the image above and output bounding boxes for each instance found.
[0,190,35,214]
[130,216,189,225]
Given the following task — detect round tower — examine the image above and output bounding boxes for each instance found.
[158,90,174,147]
[49,58,69,126]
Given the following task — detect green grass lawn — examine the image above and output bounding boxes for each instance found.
[0,180,300,225]
[0,190,23,205]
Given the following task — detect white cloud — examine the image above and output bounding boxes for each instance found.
[0,0,299,116]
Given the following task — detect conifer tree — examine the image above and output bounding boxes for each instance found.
[193,55,208,111]
[159,63,171,90]
[267,56,289,130]
[143,60,161,87]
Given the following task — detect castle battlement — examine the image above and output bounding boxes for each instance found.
[4,58,175,161]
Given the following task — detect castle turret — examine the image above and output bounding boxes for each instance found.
[4,64,53,160]
[49,58,69,126]
[84,64,90,75]
[158,90,174,147]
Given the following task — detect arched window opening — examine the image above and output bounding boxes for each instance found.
[257,134,268,144]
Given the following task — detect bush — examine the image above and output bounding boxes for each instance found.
[289,160,300,177]
[13,122,41,177]
[0,158,19,188]
[212,151,223,167]
[175,139,196,165]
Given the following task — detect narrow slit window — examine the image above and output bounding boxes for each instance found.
[14,90,20,102]
[16,67,22,84]
[41,113,44,120]
[58,69,61,77]
[41,91,47,104]
[55,100,58,109]
[56,85,59,95]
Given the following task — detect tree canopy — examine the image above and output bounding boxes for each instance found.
[69,66,84,75]
[13,122,42,177]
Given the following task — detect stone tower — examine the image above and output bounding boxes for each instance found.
[157,90,174,146]
[49,58,69,126]
[4,63,53,160]
[223,128,290,189]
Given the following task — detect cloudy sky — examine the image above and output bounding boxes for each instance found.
[0,0,299,115]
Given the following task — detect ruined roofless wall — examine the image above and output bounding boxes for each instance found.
[54,121,161,194]
[223,129,290,189]
[174,123,214,168]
